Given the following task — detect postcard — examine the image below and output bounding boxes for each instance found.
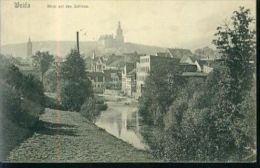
[0,0,256,163]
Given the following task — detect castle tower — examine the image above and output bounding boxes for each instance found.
[27,37,33,64]
[115,21,124,44]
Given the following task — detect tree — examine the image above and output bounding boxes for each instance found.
[60,49,93,111]
[138,59,183,126]
[213,6,255,104]
[32,51,54,86]
[208,6,256,160]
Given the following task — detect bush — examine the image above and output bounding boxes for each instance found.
[61,80,92,111]
[94,95,105,104]
[80,96,108,122]
[95,103,108,111]
[80,97,99,122]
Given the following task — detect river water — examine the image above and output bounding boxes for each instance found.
[95,94,149,150]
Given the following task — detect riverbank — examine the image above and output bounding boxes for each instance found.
[95,94,149,150]
[6,108,156,162]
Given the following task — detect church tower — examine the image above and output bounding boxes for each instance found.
[27,37,32,63]
[115,21,124,44]
[91,50,96,72]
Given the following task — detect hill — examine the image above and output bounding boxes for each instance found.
[0,41,166,59]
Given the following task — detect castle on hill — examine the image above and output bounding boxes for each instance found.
[98,21,124,48]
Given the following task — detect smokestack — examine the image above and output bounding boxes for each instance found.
[76,31,80,53]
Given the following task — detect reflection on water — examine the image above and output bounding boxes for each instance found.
[95,97,149,150]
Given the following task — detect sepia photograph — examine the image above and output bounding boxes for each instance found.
[0,0,256,163]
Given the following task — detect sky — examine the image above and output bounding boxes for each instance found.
[0,0,256,49]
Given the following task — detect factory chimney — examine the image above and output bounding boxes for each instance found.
[76,31,80,53]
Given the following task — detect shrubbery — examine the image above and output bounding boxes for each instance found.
[0,55,45,128]
[80,96,107,122]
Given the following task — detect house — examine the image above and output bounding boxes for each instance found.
[121,63,136,97]
[179,55,202,72]
[197,59,215,74]
[90,51,106,72]
[104,69,121,90]
[88,51,106,93]
[88,72,105,93]
[125,68,136,97]
[136,55,180,99]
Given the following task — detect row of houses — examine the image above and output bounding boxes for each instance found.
[121,49,216,99]
[87,51,122,93]
[88,48,217,97]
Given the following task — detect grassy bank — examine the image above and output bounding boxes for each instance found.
[0,116,34,160]
[7,108,156,162]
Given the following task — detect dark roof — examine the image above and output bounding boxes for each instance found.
[149,55,180,63]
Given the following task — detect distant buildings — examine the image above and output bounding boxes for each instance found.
[98,21,125,48]
[88,51,122,93]
[121,50,216,99]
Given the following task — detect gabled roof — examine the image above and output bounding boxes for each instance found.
[167,48,193,58]
[180,55,198,64]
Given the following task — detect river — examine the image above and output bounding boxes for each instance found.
[95,94,149,151]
